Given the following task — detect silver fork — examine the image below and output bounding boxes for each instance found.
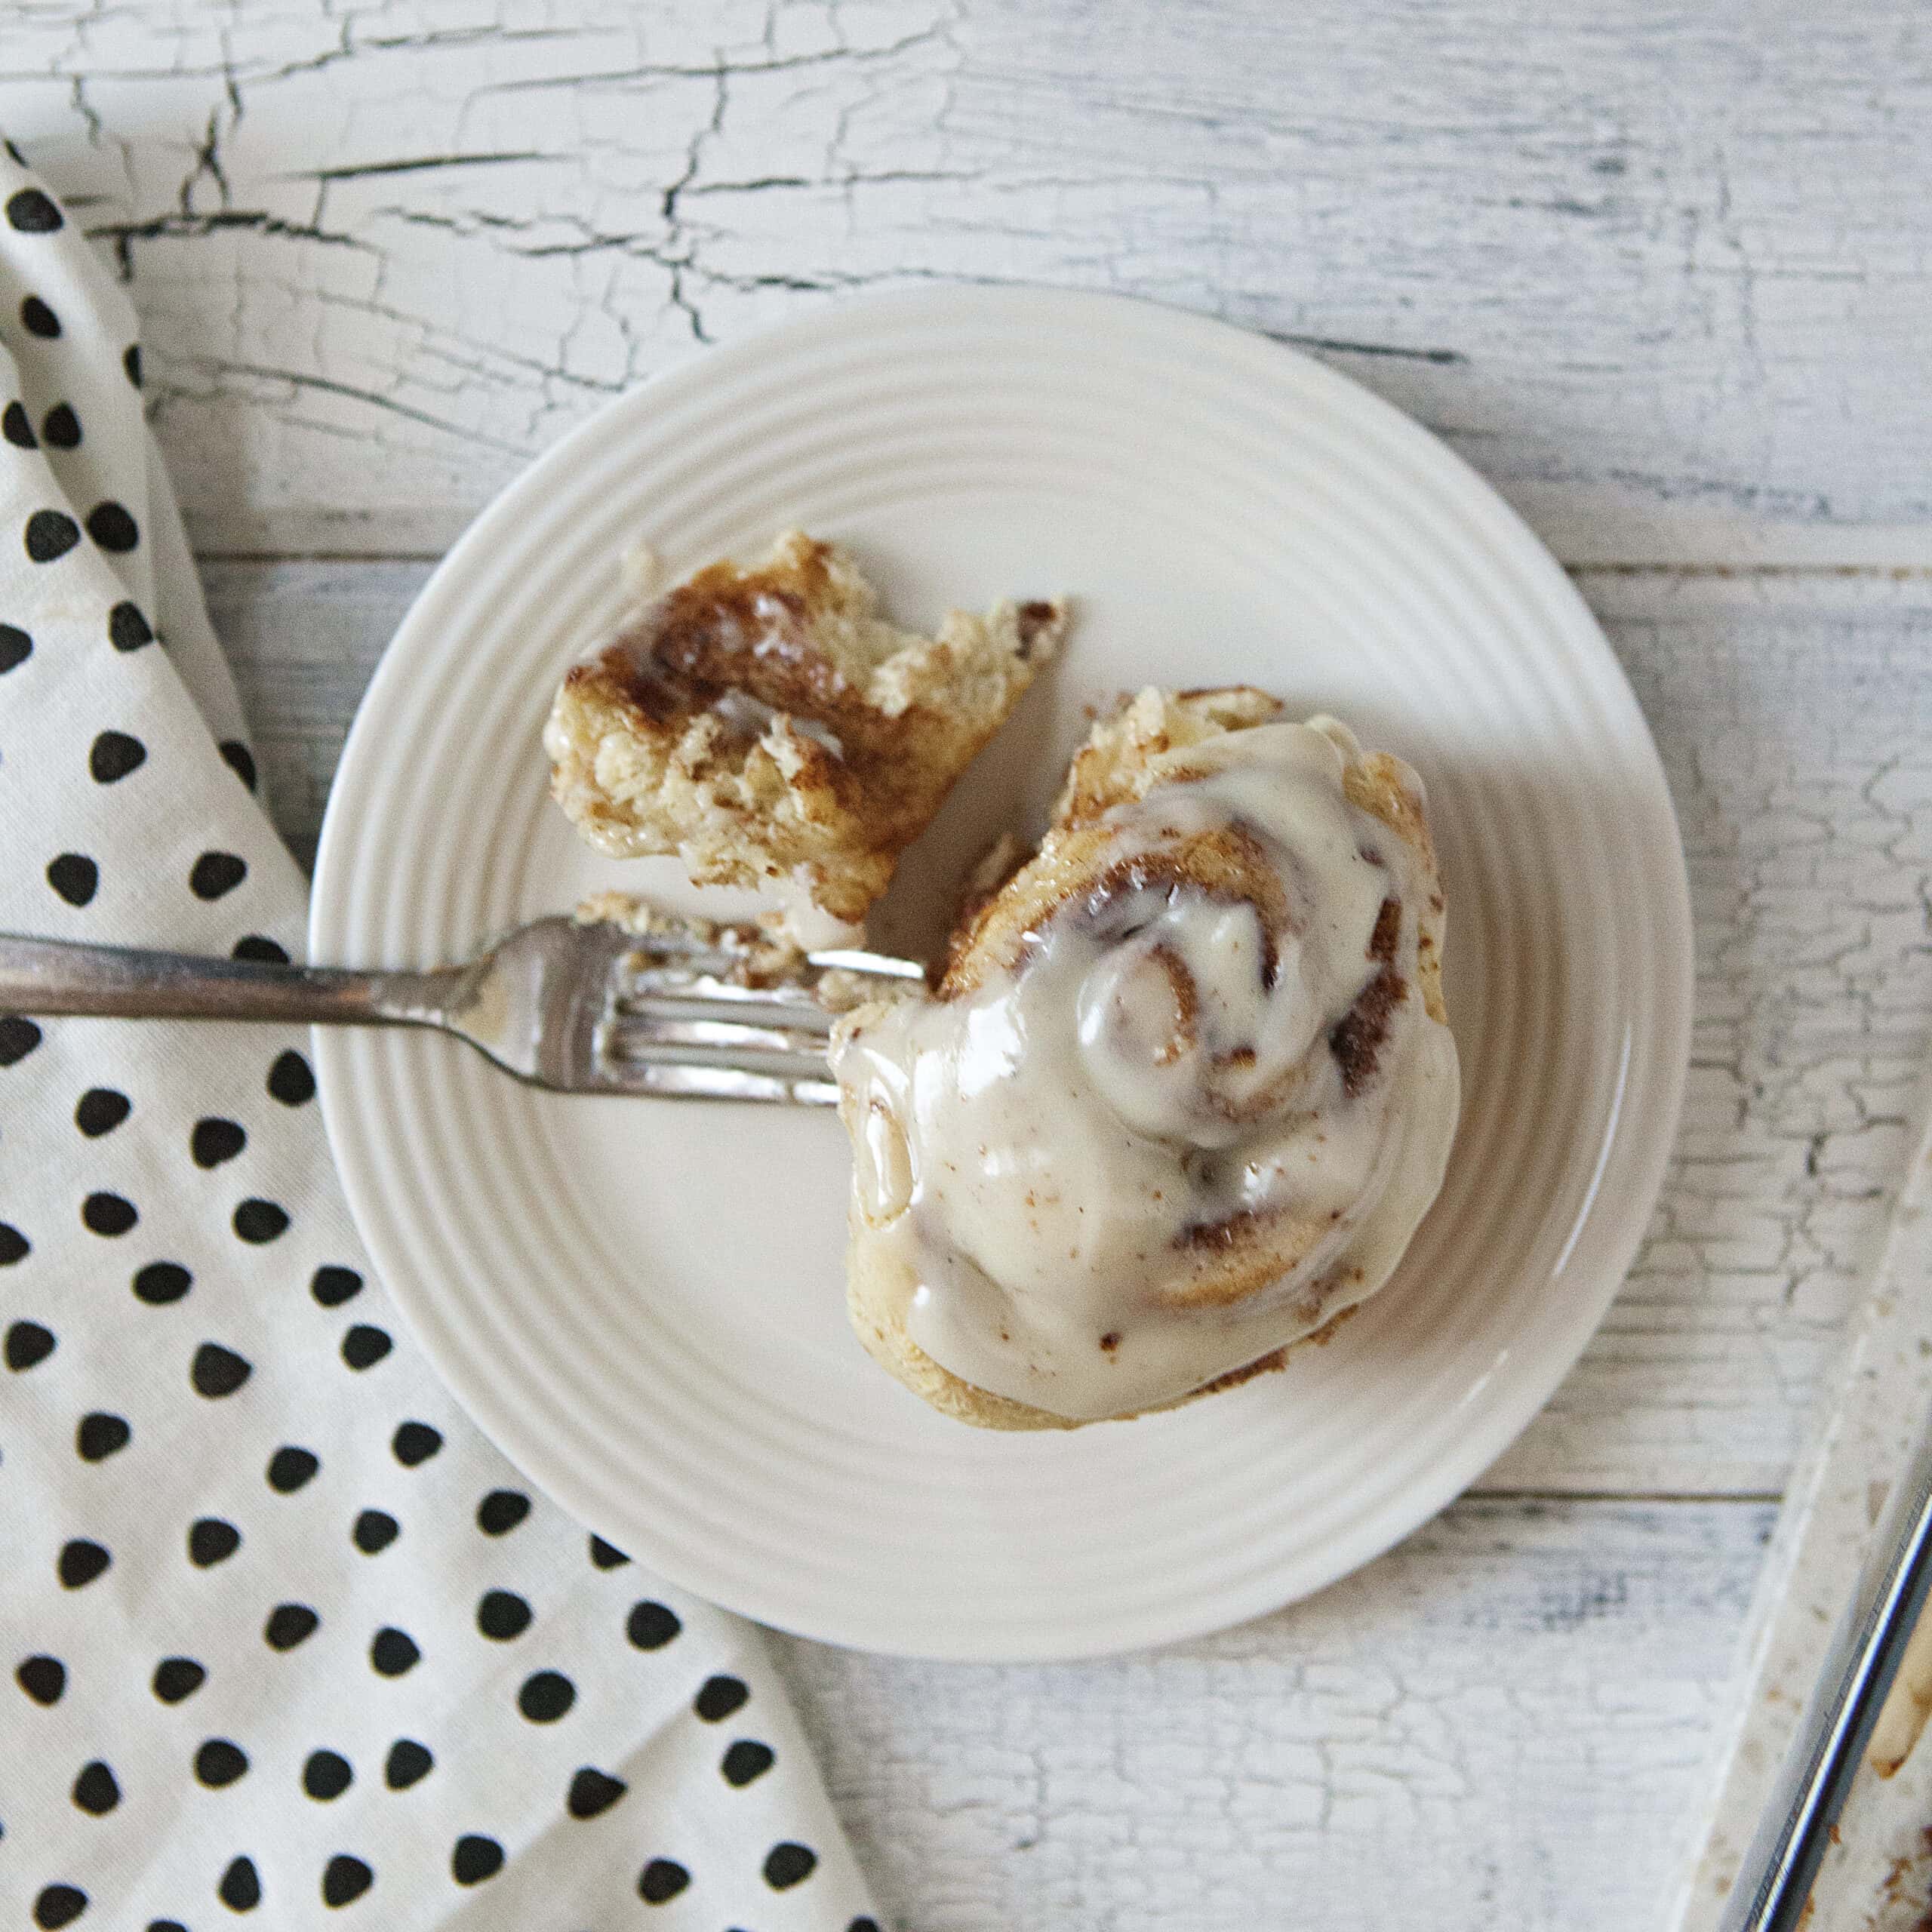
[0,918,924,1105]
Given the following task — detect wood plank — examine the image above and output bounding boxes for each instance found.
[207,560,1932,1499]
[208,560,411,872]
[774,1497,1774,1932]
[5,0,1930,565]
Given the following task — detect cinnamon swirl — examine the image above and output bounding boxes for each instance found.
[832,687,1460,1429]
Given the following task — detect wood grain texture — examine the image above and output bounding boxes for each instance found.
[4,0,1930,565]
[207,561,1932,1500]
[774,1497,1774,1932]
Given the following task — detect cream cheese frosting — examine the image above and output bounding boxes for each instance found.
[832,715,1460,1421]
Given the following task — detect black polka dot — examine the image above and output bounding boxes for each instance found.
[58,1539,110,1589]
[266,1445,318,1493]
[303,1750,352,1800]
[187,1518,241,1566]
[32,1884,86,1929]
[590,1534,630,1568]
[269,1051,315,1105]
[566,1767,627,1818]
[8,187,63,232]
[321,1854,371,1906]
[196,1739,249,1786]
[108,601,153,652]
[217,1855,260,1911]
[341,1324,391,1370]
[305,1268,360,1312]
[391,1420,439,1463]
[264,1603,319,1651]
[75,1088,131,1136]
[85,501,139,552]
[152,1657,205,1703]
[220,740,258,790]
[721,1740,775,1786]
[0,1014,40,1063]
[88,730,146,783]
[133,1260,191,1304]
[850,1918,882,1931]
[48,853,97,904]
[6,1319,55,1371]
[694,1674,749,1721]
[2,400,34,448]
[352,1509,398,1554]
[82,1192,137,1235]
[20,296,61,338]
[75,1411,130,1461]
[476,1488,531,1536]
[17,1654,66,1704]
[189,851,247,900]
[124,343,142,389]
[638,1859,689,1905]
[192,1118,247,1167]
[1,1222,31,1263]
[627,1601,681,1650]
[384,1739,432,1788]
[149,1921,189,1932]
[764,1841,818,1890]
[476,1590,531,1641]
[71,1759,120,1814]
[191,1343,251,1397]
[517,1669,574,1722]
[451,1835,503,1886]
[370,1627,419,1677]
[0,620,29,669]
[233,1198,288,1244]
[41,401,79,448]
[26,509,81,562]
[231,935,288,963]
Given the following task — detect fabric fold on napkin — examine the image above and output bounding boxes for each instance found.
[0,146,877,1932]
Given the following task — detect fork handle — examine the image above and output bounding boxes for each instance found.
[0,934,455,1028]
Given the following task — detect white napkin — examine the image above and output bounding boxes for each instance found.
[0,149,877,1932]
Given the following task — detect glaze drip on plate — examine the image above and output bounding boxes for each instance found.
[833,709,1461,1422]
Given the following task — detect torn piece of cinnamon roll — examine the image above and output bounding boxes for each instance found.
[832,687,1460,1429]
[545,531,1067,929]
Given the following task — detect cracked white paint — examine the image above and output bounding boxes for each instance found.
[2,1,1930,562]
[773,1498,1768,1932]
[208,563,1932,1500]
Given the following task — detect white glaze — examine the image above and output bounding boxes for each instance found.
[835,719,1462,1420]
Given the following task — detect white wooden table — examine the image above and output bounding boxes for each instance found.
[10,5,1927,1925]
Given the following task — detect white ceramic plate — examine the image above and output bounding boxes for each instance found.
[312,287,1690,1662]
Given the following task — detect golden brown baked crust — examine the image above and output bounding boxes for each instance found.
[546,531,1066,924]
[838,685,1447,1431]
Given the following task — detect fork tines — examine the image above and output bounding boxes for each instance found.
[609,977,832,1063]
[588,921,920,1104]
[597,946,835,1101]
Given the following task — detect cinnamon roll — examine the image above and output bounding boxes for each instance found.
[546,531,1068,929]
[832,687,1460,1429]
